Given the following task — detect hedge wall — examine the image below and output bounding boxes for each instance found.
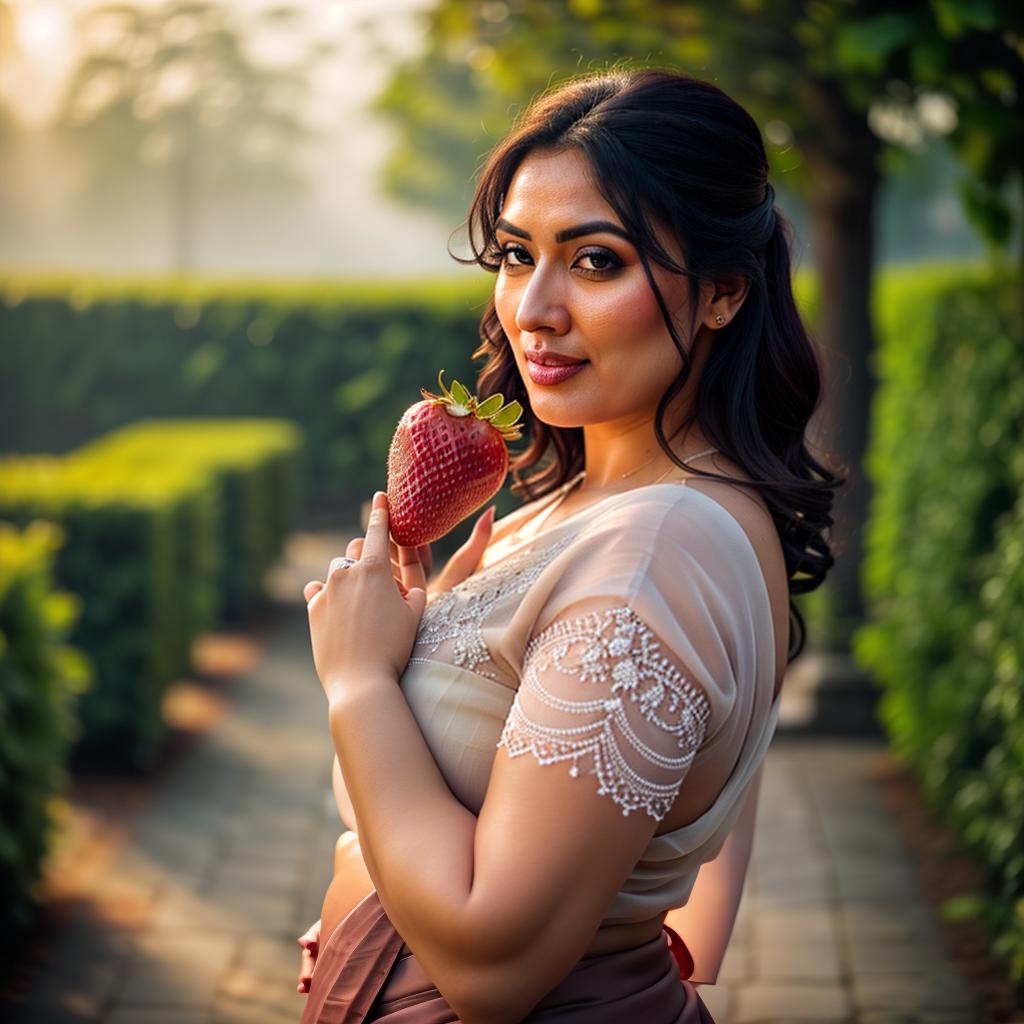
[74,419,305,618]
[853,261,1024,983]
[0,418,305,767]
[0,520,90,938]
[0,276,492,507]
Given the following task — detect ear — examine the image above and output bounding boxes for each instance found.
[700,272,749,331]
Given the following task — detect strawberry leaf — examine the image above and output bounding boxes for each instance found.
[450,379,472,407]
[490,401,523,428]
[475,394,504,418]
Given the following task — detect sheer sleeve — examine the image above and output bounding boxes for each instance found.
[496,488,760,824]
[498,599,713,822]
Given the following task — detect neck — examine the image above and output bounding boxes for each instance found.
[578,436,715,492]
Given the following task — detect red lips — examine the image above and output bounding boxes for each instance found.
[524,349,587,366]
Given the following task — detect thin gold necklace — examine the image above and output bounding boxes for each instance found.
[508,445,719,546]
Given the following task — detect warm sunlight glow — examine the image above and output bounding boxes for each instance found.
[13,2,71,56]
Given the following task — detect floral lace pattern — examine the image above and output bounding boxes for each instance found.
[410,532,576,681]
[497,605,712,821]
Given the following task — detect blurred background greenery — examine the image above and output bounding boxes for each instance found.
[0,0,1021,992]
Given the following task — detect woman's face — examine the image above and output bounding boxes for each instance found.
[493,146,698,434]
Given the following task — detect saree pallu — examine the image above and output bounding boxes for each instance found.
[299,890,714,1024]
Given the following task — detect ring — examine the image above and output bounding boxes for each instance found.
[329,556,359,574]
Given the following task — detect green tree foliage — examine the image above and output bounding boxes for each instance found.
[373,0,1021,253]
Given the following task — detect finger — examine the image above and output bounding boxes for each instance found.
[298,948,316,990]
[303,580,324,603]
[462,506,495,553]
[298,919,320,947]
[404,585,428,619]
[476,505,497,534]
[446,507,495,580]
[417,543,433,575]
[395,542,428,593]
[354,533,406,591]
[361,491,391,564]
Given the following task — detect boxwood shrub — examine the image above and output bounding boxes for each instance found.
[853,261,1024,983]
[0,419,303,764]
[0,520,91,938]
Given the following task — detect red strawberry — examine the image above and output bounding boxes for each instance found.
[387,369,524,547]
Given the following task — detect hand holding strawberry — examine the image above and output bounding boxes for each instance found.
[386,369,523,547]
[343,502,497,598]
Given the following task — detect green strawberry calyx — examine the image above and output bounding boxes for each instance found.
[419,368,524,443]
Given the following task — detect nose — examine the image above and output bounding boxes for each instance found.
[514,264,571,337]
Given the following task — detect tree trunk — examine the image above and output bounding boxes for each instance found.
[779,78,889,735]
[799,77,881,649]
[171,106,199,274]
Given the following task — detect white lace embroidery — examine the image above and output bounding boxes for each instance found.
[497,605,712,821]
[411,532,576,681]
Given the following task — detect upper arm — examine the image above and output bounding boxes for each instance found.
[462,593,715,1018]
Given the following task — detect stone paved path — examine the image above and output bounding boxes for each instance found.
[7,532,980,1024]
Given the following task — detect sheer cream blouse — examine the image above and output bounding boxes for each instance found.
[334,478,780,933]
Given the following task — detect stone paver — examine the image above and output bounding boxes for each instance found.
[3,531,981,1023]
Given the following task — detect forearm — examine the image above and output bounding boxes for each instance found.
[665,763,763,985]
[327,676,480,995]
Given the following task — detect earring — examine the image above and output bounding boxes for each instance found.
[714,314,725,325]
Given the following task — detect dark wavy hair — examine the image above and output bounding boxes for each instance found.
[449,68,845,664]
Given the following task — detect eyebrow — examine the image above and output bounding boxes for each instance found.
[495,218,631,243]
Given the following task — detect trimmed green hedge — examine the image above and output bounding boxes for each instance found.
[0,276,492,506]
[0,418,305,766]
[0,456,216,767]
[0,520,91,937]
[74,418,305,618]
[853,261,1024,983]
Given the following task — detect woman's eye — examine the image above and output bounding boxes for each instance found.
[577,249,619,272]
[495,243,622,277]
[577,247,622,276]
[500,244,532,267]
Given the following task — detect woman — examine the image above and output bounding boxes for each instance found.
[299,67,843,1022]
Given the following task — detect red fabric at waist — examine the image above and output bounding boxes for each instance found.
[662,921,697,980]
[303,890,710,1023]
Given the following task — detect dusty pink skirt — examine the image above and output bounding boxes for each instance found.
[299,890,713,1023]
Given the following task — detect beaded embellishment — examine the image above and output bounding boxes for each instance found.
[497,605,712,821]
[411,532,576,681]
